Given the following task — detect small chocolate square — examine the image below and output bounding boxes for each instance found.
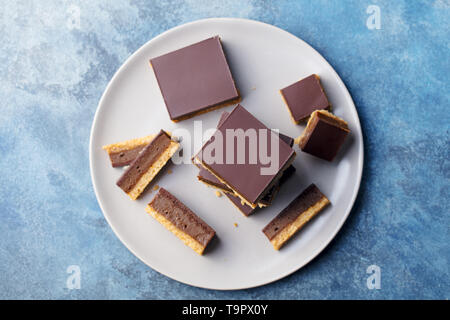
[150,36,240,121]
[280,74,330,123]
[298,110,350,161]
[194,104,296,207]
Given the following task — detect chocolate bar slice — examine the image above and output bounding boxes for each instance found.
[197,113,295,203]
[150,36,241,122]
[280,74,330,124]
[116,130,179,200]
[146,188,216,255]
[297,110,350,161]
[102,134,156,167]
[194,105,296,208]
[263,184,330,250]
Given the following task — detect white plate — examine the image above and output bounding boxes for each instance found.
[89,18,363,290]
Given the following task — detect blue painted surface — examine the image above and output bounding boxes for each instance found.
[0,0,448,299]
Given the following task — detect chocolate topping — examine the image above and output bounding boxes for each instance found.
[116,130,171,193]
[109,145,146,167]
[149,188,215,246]
[150,36,239,121]
[263,184,327,240]
[300,112,349,162]
[196,104,295,204]
[280,74,330,122]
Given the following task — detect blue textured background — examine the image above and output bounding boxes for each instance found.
[0,0,448,299]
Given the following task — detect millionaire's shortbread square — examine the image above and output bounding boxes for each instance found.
[280,74,330,124]
[197,111,296,207]
[150,36,241,122]
[297,110,350,161]
[193,105,296,208]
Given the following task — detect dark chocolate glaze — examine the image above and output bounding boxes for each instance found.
[280,74,330,122]
[149,188,215,247]
[300,113,349,162]
[150,36,239,121]
[196,104,295,204]
[263,184,329,240]
[109,145,146,167]
[116,130,171,193]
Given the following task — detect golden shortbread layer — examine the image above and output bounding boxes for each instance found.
[270,196,330,250]
[145,205,206,255]
[127,140,179,200]
[102,134,156,154]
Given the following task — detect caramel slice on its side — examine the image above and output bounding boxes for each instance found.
[262,184,330,250]
[146,188,216,255]
[116,130,179,200]
[102,134,156,167]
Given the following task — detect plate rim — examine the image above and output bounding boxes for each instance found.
[89,17,364,290]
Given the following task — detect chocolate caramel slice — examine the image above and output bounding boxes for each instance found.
[150,36,241,122]
[193,105,296,208]
[280,74,330,124]
[297,110,350,161]
[263,184,330,250]
[102,134,156,167]
[116,130,179,200]
[146,188,216,255]
[196,112,295,204]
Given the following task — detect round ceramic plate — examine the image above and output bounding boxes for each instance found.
[90,18,363,290]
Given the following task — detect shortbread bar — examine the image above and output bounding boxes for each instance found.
[146,188,216,255]
[116,130,179,200]
[262,184,330,250]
